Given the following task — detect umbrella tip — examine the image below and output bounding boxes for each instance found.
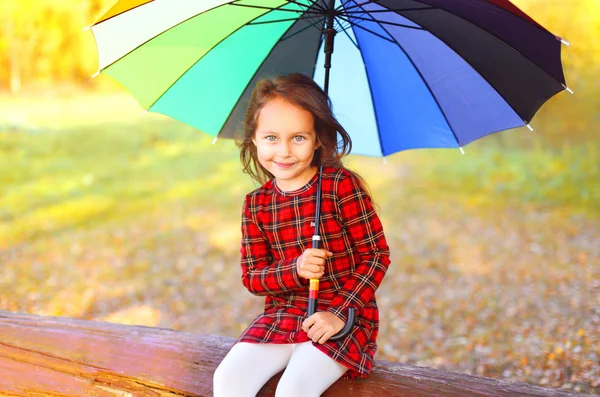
[526,124,534,132]
[91,71,100,78]
[382,157,388,164]
[141,110,148,116]
[82,25,92,31]
[212,137,218,144]
[459,147,465,155]
[563,85,574,94]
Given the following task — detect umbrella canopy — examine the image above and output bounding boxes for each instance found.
[91,0,569,157]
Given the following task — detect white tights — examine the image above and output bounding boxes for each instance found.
[213,342,348,397]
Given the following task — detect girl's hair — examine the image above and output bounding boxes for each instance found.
[237,73,371,196]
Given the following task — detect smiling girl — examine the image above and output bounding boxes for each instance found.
[213,73,390,397]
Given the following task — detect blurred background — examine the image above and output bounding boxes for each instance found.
[0,0,598,393]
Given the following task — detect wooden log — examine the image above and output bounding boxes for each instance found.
[0,310,591,397]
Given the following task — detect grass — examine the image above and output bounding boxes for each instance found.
[0,92,598,393]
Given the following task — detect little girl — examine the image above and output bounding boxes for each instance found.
[213,73,390,397]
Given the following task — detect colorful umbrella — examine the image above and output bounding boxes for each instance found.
[89,0,570,339]
[90,0,571,156]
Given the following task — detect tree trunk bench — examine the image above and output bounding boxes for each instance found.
[0,310,591,397]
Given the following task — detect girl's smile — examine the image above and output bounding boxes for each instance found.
[275,162,294,168]
[253,96,319,192]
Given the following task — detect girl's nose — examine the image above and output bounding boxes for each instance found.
[279,142,292,157]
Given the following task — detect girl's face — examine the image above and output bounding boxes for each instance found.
[253,96,319,192]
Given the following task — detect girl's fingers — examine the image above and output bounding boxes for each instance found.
[307,256,326,266]
[306,249,332,259]
[319,250,333,258]
[309,325,325,342]
[300,263,324,273]
[302,315,316,332]
[299,271,323,279]
[305,271,324,279]
[299,270,322,279]
[318,329,333,344]
[305,320,319,338]
[310,256,323,265]
[306,263,325,272]
[304,254,320,264]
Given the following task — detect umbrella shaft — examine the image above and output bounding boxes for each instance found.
[323,0,336,95]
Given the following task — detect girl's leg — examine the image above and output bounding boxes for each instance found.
[213,342,293,397]
[275,342,348,397]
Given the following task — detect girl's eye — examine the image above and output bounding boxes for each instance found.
[265,135,277,142]
[293,136,306,142]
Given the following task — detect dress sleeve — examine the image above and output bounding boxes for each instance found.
[240,195,308,296]
[327,173,391,322]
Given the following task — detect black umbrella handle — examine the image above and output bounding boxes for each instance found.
[307,167,356,341]
[307,279,356,341]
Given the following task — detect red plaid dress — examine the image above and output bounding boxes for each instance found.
[237,166,390,379]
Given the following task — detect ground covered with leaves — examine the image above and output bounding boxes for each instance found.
[1,94,598,393]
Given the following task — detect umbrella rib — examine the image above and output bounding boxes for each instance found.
[347,0,461,149]
[471,0,553,37]
[286,0,325,13]
[218,5,326,138]
[280,16,326,41]
[145,1,305,113]
[338,2,368,29]
[229,2,321,15]
[248,17,308,25]
[417,0,566,86]
[337,20,359,49]
[389,1,567,113]
[342,17,386,157]
[334,18,353,36]
[339,0,398,156]
[95,1,310,73]
[342,0,434,13]
[334,12,353,32]
[336,15,395,44]
[340,14,425,30]
[295,4,328,30]
[369,0,566,90]
[335,0,354,11]
[345,7,434,14]
[336,0,367,18]
[336,0,363,43]
[339,0,376,12]
[96,2,244,72]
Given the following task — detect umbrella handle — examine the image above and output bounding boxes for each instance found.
[308,233,356,341]
[307,280,356,341]
[307,166,356,341]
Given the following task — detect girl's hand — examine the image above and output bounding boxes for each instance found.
[296,248,333,280]
[302,312,345,344]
